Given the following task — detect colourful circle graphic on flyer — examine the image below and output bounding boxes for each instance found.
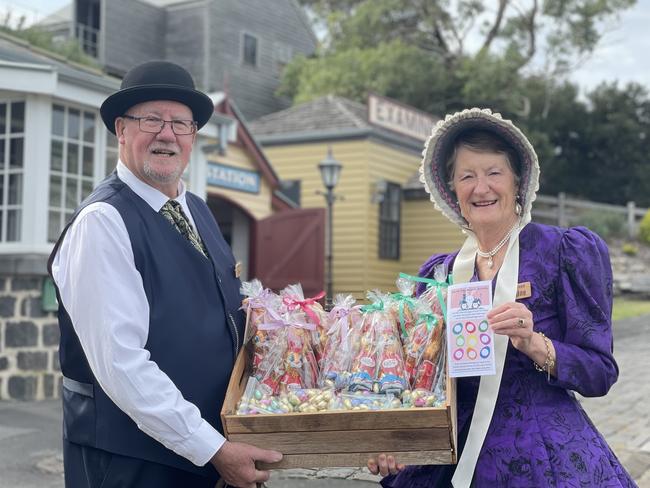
[446,280,497,378]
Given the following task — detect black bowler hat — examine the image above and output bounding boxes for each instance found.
[100,61,214,134]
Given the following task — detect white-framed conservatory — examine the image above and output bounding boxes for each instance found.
[0,61,118,258]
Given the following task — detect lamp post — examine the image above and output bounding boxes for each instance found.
[318,147,342,307]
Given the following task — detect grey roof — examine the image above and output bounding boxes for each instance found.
[250,95,369,136]
[250,94,425,153]
[0,32,120,92]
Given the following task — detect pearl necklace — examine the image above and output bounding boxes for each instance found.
[476,221,520,269]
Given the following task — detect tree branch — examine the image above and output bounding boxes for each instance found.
[480,0,509,52]
[523,0,538,63]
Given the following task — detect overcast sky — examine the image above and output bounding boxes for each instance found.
[1,0,648,93]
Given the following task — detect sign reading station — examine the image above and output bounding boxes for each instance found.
[207,162,260,194]
[368,93,437,141]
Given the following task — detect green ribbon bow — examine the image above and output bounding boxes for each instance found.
[416,312,438,332]
[390,292,418,338]
[399,272,451,322]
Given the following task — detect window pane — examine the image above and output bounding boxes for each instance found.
[48,211,61,242]
[0,139,4,170]
[82,146,94,176]
[68,108,80,140]
[50,175,62,207]
[0,103,6,133]
[8,173,22,205]
[0,173,4,201]
[83,112,95,142]
[82,179,93,200]
[10,102,25,133]
[65,177,79,209]
[52,105,65,137]
[7,209,20,241]
[243,34,257,66]
[9,138,23,168]
[51,140,63,171]
[68,143,79,174]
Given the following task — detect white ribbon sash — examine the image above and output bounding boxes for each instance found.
[451,223,524,488]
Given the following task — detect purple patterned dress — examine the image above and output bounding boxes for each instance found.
[381,222,637,488]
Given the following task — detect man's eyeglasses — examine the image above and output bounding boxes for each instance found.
[122,115,197,135]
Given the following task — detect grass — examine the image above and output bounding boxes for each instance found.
[612,298,650,322]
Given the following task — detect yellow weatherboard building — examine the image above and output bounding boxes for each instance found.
[250,94,463,298]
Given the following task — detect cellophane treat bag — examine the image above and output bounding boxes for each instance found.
[390,276,418,340]
[319,294,362,390]
[240,280,284,374]
[280,284,328,363]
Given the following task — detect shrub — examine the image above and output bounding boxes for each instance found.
[639,210,650,245]
[622,242,638,256]
[579,210,625,241]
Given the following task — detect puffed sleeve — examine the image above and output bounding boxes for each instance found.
[551,226,619,397]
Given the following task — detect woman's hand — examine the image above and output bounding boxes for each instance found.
[367,454,405,477]
[487,301,534,353]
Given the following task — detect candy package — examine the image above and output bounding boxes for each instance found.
[280,284,328,362]
[349,292,408,395]
[402,300,441,387]
[389,276,418,339]
[240,280,283,373]
[278,326,319,393]
[319,294,361,389]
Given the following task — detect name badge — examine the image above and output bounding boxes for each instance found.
[516,282,532,299]
[234,261,242,278]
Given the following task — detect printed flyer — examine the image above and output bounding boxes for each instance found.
[446,280,496,378]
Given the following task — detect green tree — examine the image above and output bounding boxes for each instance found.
[284,0,635,108]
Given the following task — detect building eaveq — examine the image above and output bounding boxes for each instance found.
[0,33,319,400]
[250,93,464,299]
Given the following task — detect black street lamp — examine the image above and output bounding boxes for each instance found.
[318,147,342,307]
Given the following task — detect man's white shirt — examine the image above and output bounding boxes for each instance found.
[51,161,225,466]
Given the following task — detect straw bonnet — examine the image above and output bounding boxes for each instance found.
[419,108,540,228]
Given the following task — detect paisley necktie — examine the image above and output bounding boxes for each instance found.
[159,200,208,258]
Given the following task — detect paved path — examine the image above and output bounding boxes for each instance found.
[1,314,649,487]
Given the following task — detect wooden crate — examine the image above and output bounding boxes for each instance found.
[221,347,457,469]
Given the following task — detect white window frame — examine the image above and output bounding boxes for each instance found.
[47,102,100,243]
[0,98,26,243]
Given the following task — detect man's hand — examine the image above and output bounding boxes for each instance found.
[210,441,282,488]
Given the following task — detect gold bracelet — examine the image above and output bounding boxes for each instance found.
[534,332,555,381]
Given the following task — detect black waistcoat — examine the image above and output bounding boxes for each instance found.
[48,173,245,477]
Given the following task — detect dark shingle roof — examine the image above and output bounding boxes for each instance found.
[249,95,370,136]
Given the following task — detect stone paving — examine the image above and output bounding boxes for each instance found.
[1,314,649,487]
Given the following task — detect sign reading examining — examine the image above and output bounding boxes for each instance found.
[368,93,437,141]
[207,162,260,194]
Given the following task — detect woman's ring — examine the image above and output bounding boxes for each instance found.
[517,318,525,328]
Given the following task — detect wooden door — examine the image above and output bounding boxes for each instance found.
[252,208,325,298]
